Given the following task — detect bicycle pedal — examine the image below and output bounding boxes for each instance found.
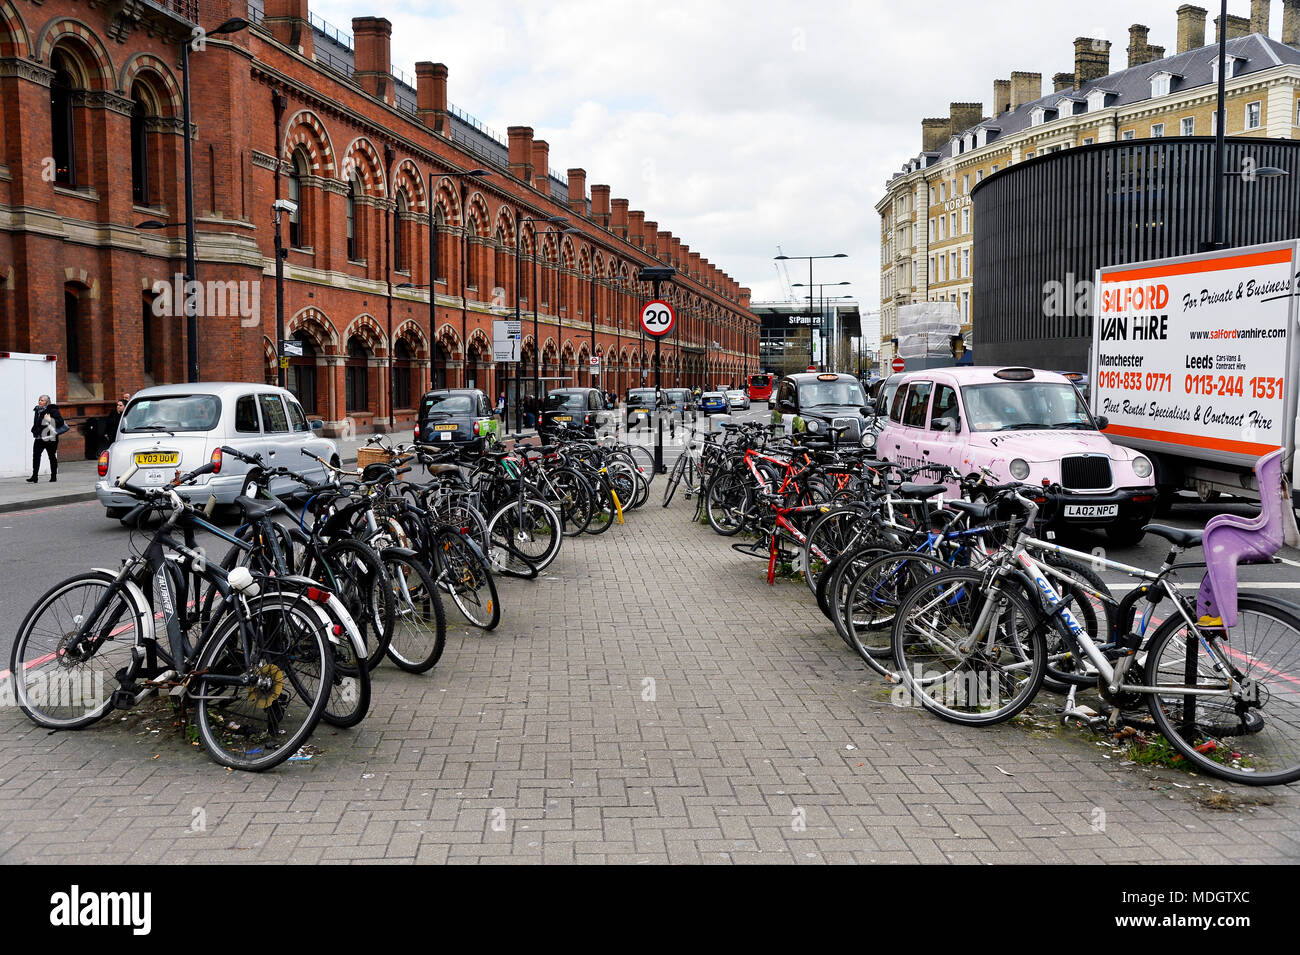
[109,688,138,710]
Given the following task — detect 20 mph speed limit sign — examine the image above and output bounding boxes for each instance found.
[639,300,676,337]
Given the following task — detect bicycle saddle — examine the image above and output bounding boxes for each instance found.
[895,482,947,499]
[235,495,287,520]
[425,463,461,475]
[1141,524,1203,549]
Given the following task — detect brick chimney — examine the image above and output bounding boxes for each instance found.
[1177,5,1208,53]
[1251,0,1270,35]
[1074,37,1111,88]
[531,140,550,195]
[1010,71,1042,110]
[566,168,587,215]
[415,62,448,135]
[949,102,983,135]
[1286,0,1300,45]
[658,231,673,266]
[921,118,950,152]
[1128,24,1148,66]
[262,0,313,56]
[739,288,751,309]
[642,220,657,256]
[352,17,394,105]
[1215,12,1252,40]
[1053,72,1075,92]
[507,126,534,184]
[625,207,642,245]
[591,184,611,227]
[993,79,1011,115]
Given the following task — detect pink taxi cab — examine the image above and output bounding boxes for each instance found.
[876,366,1157,544]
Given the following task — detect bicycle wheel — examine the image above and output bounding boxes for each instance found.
[844,552,949,676]
[192,595,332,772]
[891,569,1046,726]
[705,471,749,536]
[318,539,395,671]
[803,506,869,601]
[1038,557,1112,690]
[489,499,563,572]
[552,468,593,536]
[433,530,501,631]
[10,571,144,729]
[584,479,618,536]
[662,453,686,507]
[382,551,447,673]
[1146,596,1300,786]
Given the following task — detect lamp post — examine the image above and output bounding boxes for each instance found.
[792,280,851,372]
[776,253,847,372]
[426,168,490,391]
[140,16,248,384]
[516,215,575,430]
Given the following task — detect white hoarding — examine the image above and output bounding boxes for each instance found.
[1091,242,1298,467]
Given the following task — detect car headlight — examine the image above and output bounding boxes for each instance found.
[1132,455,1152,478]
[806,420,820,433]
[1009,458,1030,481]
[861,432,876,449]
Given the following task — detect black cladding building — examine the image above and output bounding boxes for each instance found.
[971,137,1300,371]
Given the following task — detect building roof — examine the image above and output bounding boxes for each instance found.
[893,33,1300,173]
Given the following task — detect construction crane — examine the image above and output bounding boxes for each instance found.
[773,245,796,302]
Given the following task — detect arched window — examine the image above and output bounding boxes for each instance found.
[288,150,306,248]
[288,332,318,414]
[50,50,79,186]
[345,335,370,411]
[130,91,150,205]
[64,288,81,373]
[394,338,414,409]
[346,176,359,261]
[393,191,407,272]
[434,207,449,283]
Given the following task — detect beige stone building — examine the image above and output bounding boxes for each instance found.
[875,1,1300,373]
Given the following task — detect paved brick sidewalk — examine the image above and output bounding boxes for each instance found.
[1,489,1296,864]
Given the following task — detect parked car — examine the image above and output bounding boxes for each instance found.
[540,388,610,432]
[664,388,695,420]
[626,388,658,430]
[698,391,729,414]
[876,366,1156,544]
[726,389,750,410]
[772,372,873,448]
[416,388,500,448]
[95,382,337,519]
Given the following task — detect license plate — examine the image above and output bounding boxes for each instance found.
[142,469,170,486]
[1064,504,1118,518]
[134,451,178,466]
[440,432,451,441]
[554,416,572,422]
[634,409,647,415]
[434,424,457,431]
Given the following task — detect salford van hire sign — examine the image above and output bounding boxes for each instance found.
[1091,241,1299,467]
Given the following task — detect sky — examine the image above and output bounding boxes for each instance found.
[311,0,1283,347]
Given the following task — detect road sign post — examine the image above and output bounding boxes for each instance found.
[891,356,906,373]
[639,296,676,474]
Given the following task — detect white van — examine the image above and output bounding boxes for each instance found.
[95,382,339,518]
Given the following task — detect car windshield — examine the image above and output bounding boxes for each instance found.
[121,394,221,433]
[545,393,585,411]
[800,380,865,408]
[961,381,1095,432]
[628,391,655,406]
[424,394,473,415]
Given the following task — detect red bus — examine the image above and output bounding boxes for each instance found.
[747,373,774,402]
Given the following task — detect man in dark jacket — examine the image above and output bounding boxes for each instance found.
[28,395,64,482]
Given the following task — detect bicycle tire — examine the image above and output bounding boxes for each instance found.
[10,571,144,730]
[489,499,562,572]
[891,569,1047,726]
[319,539,395,671]
[1145,595,1300,786]
[433,529,501,631]
[844,551,949,676]
[662,454,686,507]
[705,472,749,536]
[381,551,447,673]
[192,594,333,772]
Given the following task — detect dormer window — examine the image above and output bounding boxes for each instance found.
[1030,106,1057,126]
[962,132,973,152]
[1086,88,1116,112]
[1211,55,1244,82]
[1150,71,1177,98]
[976,126,999,148]
[1055,98,1077,117]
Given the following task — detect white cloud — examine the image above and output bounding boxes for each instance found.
[308,0,1261,344]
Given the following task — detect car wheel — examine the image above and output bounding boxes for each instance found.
[106,506,129,520]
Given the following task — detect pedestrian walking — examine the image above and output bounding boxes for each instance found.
[103,398,125,454]
[495,392,506,420]
[27,394,66,483]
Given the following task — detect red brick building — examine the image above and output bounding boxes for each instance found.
[0,0,758,449]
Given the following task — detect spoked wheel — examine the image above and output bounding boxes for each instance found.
[584,481,618,536]
[662,454,687,507]
[433,531,501,631]
[891,569,1046,726]
[802,506,870,602]
[489,499,561,574]
[1146,596,1300,786]
[381,551,447,673]
[319,540,395,671]
[316,597,371,728]
[192,595,332,772]
[705,472,749,536]
[10,572,144,730]
[844,551,949,676]
[551,469,593,536]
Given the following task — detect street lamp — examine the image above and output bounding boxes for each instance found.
[776,252,847,370]
[427,168,490,391]
[516,215,576,430]
[792,280,851,371]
